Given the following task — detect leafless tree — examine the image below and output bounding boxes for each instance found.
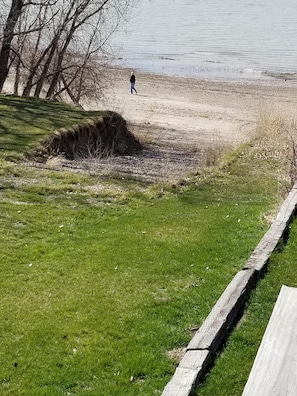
[0,0,58,91]
[0,0,136,105]
[0,0,24,91]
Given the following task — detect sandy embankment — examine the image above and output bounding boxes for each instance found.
[83,68,297,181]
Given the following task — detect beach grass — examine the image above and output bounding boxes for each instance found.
[0,96,294,395]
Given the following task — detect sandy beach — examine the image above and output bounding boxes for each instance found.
[88,69,297,146]
[82,68,297,181]
[5,68,297,181]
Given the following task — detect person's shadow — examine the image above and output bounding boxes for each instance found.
[131,93,147,97]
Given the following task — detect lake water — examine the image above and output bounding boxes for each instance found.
[112,0,297,81]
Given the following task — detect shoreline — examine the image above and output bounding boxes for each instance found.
[109,62,297,87]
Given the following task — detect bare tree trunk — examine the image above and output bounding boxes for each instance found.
[0,0,24,91]
[45,23,76,99]
[60,74,83,108]
[22,40,53,96]
[21,3,49,95]
[14,56,21,95]
[33,38,59,97]
[31,0,77,97]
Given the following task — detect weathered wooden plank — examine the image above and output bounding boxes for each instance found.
[179,349,211,371]
[273,182,297,226]
[161,367,201,396]
[245,184,297,272]
[242,285,297,396]
[162,351,210,396]
[244,229,282,270]
[161,350,211,396]
[187,268,256,351]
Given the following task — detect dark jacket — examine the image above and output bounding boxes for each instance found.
[130,74,136,83]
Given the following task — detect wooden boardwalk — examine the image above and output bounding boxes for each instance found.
[242,285,297,396]
[162,182,297,396]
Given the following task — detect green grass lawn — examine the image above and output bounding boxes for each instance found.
[195,219,297,396]
[0,95,291,395]
[0,95,100,159]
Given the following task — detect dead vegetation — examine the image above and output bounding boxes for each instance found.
[39,119,230,183]
[252,109,297,189]
[31,111,239,183]
[32,105,297,186]
[33,111,142,161]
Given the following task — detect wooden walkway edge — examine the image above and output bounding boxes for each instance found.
[161,182,297,396]
[242,285,297,396]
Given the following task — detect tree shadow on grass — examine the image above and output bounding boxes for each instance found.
[0,95,100,153]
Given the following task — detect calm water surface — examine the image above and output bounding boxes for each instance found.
[112,0,297,80]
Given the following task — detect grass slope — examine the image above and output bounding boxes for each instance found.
[0,95,290,395]
[0,95,100,159]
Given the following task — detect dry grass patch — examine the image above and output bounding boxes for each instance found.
[252,109,297,188]
[34,112,142,161]
[166,347,187,364]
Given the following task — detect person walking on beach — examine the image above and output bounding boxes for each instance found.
[130,71,137,94]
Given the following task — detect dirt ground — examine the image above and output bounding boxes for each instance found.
[81,68,297,182]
